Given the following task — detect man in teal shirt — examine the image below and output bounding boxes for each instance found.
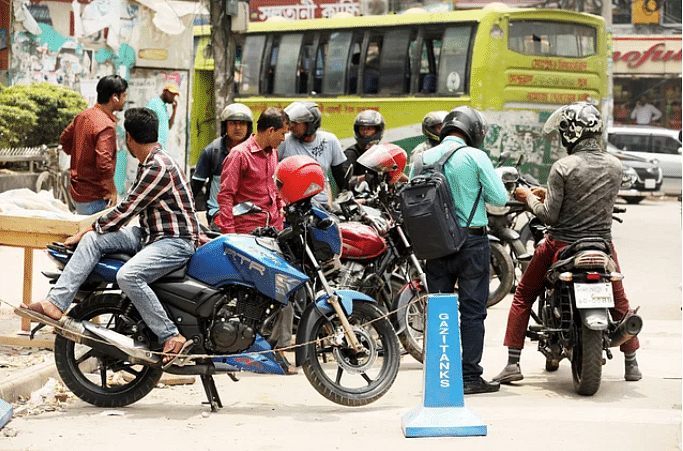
[411,106,508,395]
[145,84,179,147]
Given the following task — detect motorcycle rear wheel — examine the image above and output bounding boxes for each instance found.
[54,294,163,408]
[301,301,400,406]
[571,323,603,396]
[487,242,515,307]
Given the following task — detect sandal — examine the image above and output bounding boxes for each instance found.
[161,335,192,369]
[273,351,298,375]
[15,301,63,326]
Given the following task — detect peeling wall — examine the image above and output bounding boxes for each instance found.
[8,0,199,189]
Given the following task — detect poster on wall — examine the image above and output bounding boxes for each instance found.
[0,29,7,51]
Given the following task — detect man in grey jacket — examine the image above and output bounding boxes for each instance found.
[494,102,641,384]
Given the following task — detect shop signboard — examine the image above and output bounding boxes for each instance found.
[613,36,682,76]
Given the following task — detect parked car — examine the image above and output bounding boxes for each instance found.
[608,143,663,204]
[607,125,682,196]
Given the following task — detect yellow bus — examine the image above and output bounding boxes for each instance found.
[191,5,608,182]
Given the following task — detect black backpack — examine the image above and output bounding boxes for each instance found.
[399,145,482,260]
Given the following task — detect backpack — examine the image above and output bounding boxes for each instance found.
[399,145,482,260]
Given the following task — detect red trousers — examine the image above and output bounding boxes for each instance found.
[503,236,639,354]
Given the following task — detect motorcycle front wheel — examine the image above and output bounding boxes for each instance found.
[393,285,426,363]
[487,242,515,307]
[571,323,603,396]
[301,301,400,407]
[54,293,163,408]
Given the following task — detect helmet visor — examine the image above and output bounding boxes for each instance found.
[542,106,565,135]
[357,144,399,174]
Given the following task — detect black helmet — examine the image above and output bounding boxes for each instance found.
[439,106,488,148]
[219,103,253,137]
[353,110,385,149]
[284,101,322,138]
[543,102,604,153]
[421,110,448,145]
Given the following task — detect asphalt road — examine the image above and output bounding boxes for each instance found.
[1,196,681,451]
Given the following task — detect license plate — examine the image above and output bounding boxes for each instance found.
[645,179,655,189]
[574,283,614,308]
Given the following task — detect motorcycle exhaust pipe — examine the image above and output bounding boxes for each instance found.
[60,318,161,365]
[607,313,643,348]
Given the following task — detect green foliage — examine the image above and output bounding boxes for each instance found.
[0,83,87,148]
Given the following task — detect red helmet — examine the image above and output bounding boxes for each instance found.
[356,143,407,184]
[274,155,325,204]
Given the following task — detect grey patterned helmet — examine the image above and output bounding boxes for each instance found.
[543,102,603,153]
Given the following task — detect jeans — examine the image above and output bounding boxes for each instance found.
[73,199,109,215]
[426,234,490,382]
[48,226,195,342]
[503,236,639,354]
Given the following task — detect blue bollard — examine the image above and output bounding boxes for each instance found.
[401,293,487,437]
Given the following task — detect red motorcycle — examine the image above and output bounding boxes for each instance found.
[333,144,428,363]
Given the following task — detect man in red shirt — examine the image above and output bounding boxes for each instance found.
[216,107,287,234]
[60,75,127,215]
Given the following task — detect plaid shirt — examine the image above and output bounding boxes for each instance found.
[94,145,200,246]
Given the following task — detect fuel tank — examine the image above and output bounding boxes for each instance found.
[339,222,387,260]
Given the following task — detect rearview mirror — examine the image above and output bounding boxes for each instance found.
[232,201,263,217]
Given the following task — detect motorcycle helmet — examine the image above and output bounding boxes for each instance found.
[543,102,603,154]
[439,106,488,149]
[284,101,322,138]
[274,155,325,205]
[219,103,253,137]
[353,110,385,149]
[356,143,407,184]
[422,110,448,145]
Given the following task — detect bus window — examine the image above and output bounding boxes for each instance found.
[239,34,266,95]
[297,33,316,94]
[379,28,414,95]
[273,33,304,95]
[363,34,382,94]
[322,31,352,95]
[347,34,364,95]
[265,36,279,94]
[437,26,474,96]
[418,28,443,94]
[508,21,597,57]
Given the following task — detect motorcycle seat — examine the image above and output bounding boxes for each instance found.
[555,237,611,261]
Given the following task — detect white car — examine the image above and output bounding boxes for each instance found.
[607,125,682,196]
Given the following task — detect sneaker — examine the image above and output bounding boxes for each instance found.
[625,360,642,381]
[492,363,524,384]
[463,377,500,395]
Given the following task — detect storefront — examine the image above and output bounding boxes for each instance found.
[612,35,682,129]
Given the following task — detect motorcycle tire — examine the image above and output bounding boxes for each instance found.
[487,242,515,307]
[54,293,163,408]
[301,301,400,407]
[393,285,426,364]
[571,323,603,396]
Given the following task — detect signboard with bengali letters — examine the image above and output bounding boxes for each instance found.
[249,0,361,22]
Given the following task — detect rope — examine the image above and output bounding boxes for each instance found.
[1,293,427,362]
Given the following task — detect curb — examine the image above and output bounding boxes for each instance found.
[0,357,60,405]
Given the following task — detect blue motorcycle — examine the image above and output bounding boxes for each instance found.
[41,200,400,411]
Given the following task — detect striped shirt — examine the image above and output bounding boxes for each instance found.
[94,145,200,246]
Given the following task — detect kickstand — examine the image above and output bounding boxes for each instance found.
[200,375,223,412]
[29,323,46,340]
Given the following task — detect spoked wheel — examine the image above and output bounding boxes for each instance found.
[301,301,400,406]
[571,323,603,396]
[54,294,163,408]
[394,287,426,363]
[487,242,515,307]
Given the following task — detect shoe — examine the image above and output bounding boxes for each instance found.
[273,351,298,375]
[463,377,500,395]
[492,363,524,384]
[625,360,642,381]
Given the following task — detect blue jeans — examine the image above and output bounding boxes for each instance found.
[425,235,490,382]
[73,199,109,215]
[48,227,195,342]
